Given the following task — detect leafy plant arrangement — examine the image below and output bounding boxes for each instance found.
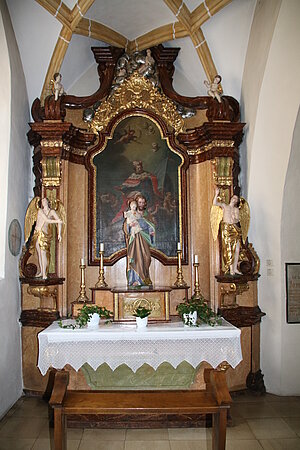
[58,304,113,329]
[176,296,222,327]
[133,306,152,318]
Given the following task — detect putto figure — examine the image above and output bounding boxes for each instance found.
[211,188,250,276]
[124,196,155,287]
[24,197,65,279]
[204,75,223,103]
[51,72,65,101]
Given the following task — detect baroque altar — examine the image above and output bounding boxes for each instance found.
[20,45,265,395]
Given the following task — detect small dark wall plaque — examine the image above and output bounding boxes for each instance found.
[8,219,22,256]
[286,263,300,323]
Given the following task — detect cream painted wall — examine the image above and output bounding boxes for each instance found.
[0,7,10,278]
[7,0,61,109]
[246,0,300,394]
[239,0,281,195]
[281,108,300,394]
[0,0,31,418]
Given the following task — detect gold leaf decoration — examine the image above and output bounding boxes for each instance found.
[90,72,184,135]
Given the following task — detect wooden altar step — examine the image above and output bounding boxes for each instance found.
[49,368,232,450]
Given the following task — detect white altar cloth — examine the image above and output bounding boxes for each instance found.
[37,319,242,376]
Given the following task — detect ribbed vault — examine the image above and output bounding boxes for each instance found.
[35,0,232,101]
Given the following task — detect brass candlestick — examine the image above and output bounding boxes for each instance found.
[95,249,108,287]
[174,249,187,287]
[76,263,90,303]
[193,262,202,299]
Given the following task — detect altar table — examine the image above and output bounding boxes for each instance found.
[38,319,242,376]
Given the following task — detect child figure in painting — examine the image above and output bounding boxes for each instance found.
[124,200,142,236]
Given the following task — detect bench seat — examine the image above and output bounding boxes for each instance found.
[49,368,232,450]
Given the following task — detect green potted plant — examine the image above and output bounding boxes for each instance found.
[176,296,222,327]
[58,304,113,329]
[133,306,152,328]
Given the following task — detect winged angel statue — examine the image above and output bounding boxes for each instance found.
[210,188,250,276]
[24,197,66,279]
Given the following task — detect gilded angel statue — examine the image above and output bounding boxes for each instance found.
[24,197,66,279]
[210,188,250,276]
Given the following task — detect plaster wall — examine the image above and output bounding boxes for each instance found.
[280,108,300,394]
[0,1,31,418]
[239,0,282,195]
[247,0,300,394]
[0,5,10,278]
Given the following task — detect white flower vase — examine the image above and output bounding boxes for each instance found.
[87,313,100,328]
[136,316,148,329]
[183,311,197,327]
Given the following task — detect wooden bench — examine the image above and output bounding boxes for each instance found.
[49,368,232,450]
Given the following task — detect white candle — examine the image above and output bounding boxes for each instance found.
[80,258,84,265]
[194,254,199,264]
[100,243,104,252]
[177,242,181,251]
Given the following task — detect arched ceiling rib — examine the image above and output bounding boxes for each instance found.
[36,0,232,102]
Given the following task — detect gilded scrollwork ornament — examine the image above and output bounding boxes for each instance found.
[90,72,184,135]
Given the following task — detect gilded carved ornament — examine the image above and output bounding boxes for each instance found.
[187,140,234,156]
[220,282,249,309]
[41,156,61,187]
[212,156,234,187]
[41,140,63,147]
[27,285,58,311]
[123,297,161,318]
[90,72,184,135]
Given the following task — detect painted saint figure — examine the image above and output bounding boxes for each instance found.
[124,196,155,287]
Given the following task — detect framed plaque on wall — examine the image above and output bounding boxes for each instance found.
[286,263,300,323]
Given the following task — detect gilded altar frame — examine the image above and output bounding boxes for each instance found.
[86,110,189,266]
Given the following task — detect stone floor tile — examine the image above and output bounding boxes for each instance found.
[265,395,300,403]
[79,441,124,450]
[231,393,268,404]
[32,438,81,450]
[38,422,84,440]
[13,398,48,418]
[0,417,47,439]
[226,440,263,449]
[259,438,300,449]
[283,417,300,436]
[234,402,279,419]
[168,427,210,440]
[83,428,126,440]
[226,418,256,440]
[271,402,300,418]
[247,418,297,440]
[0,438,35,450]
[170,441,210,450]
[125,441,170,450]
[126,428,169,441]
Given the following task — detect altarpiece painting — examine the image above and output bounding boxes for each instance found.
[88,114,187,265]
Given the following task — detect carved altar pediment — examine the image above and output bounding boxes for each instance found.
[90,72,184,135]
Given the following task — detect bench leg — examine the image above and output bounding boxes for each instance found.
[53,408,67,450]
[212,408,227,450]
[43,368,57,402]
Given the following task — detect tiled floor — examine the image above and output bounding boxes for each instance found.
[0,392,300,449]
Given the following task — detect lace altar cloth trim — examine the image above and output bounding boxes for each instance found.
[38,320,242,376]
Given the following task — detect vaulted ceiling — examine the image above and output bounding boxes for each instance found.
[7,0,256,109]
